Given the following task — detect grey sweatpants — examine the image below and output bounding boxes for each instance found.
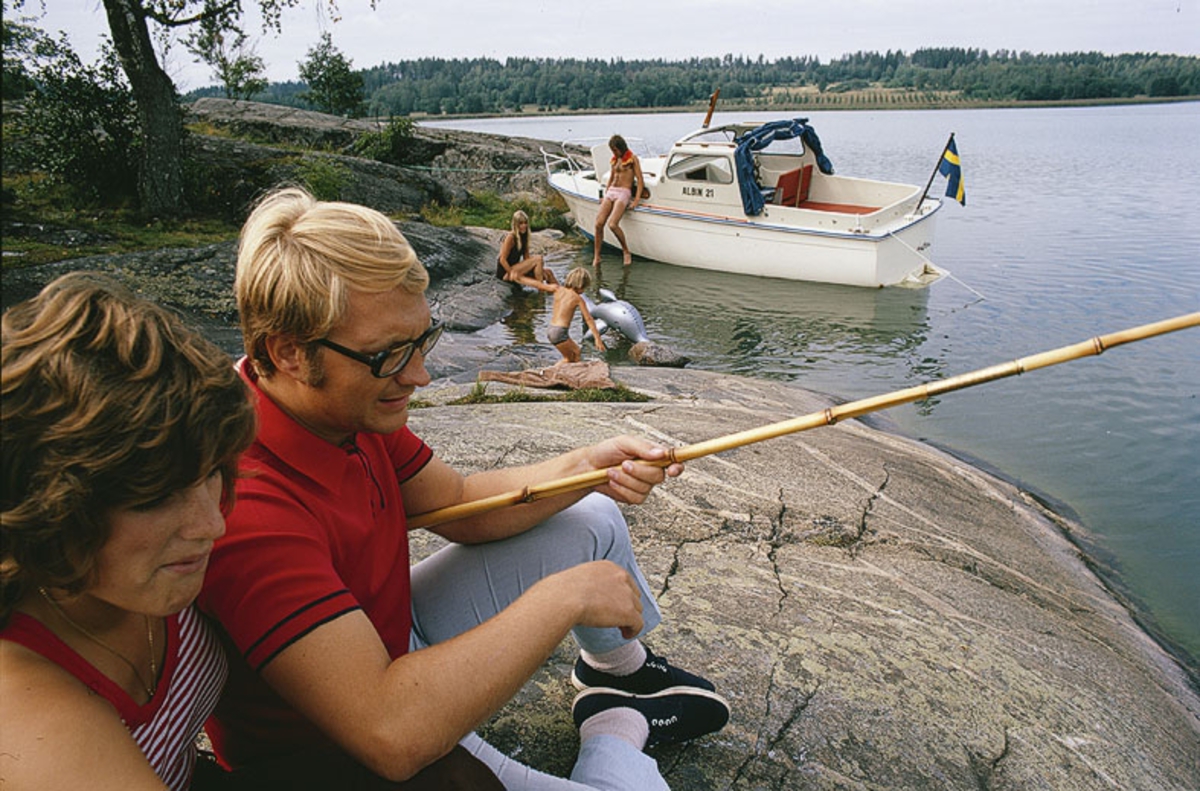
[409,494,670,791]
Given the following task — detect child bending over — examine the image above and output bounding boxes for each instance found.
[548,268,605,364]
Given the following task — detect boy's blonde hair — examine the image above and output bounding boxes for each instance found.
[236,187,430,376]
[564,267,592,291]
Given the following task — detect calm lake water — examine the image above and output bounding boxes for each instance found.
[427,104,1200,672]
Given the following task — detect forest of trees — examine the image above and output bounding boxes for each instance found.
[6,7,1196,221]
[189,48,1200,118]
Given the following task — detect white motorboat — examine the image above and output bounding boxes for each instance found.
[543,118,945,288]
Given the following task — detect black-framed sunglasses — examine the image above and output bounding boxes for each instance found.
[316,320,444,378]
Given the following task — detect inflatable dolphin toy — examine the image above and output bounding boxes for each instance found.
[582,288,650,344]
[579,288,690,367]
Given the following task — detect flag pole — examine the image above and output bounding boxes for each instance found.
[912,132,954,216]
[702,88,721,128]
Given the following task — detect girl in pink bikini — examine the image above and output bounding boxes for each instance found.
[592,135,644,266]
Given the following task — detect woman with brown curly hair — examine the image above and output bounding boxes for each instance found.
[0,273,257,790]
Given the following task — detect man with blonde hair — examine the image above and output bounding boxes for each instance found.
[200,187,729,789]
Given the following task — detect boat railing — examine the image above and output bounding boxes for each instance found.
[541,145,589,178]
[541,135,653,177]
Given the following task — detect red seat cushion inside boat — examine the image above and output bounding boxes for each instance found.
[773,165,814,207]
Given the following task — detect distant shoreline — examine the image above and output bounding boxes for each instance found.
[411,94,1200,122]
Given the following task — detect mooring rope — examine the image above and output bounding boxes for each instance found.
[887,230,987,302]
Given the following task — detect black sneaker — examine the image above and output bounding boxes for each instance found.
[572,687,731,747]
[572,646,717,694]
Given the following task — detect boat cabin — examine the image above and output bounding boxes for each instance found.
[545,117,943,287]
[587,120,916,222]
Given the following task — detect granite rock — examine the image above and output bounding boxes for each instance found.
[408,369,1200,790]
[187,97,578,199]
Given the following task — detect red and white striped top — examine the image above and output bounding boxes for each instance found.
[1,606,228,790]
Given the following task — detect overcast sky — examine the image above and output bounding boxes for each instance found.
[27,0,1200,92]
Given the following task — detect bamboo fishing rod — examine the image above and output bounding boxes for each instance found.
[408,312,1199,530]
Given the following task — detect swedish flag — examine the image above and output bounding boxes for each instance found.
[939,137,965,206]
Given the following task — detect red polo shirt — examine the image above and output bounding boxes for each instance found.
[199,359,433,767]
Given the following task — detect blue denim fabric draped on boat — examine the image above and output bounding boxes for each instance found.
[734,119,836,215]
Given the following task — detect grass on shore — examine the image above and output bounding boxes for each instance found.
[2,176,241,268]
[421,191,571,234]
[2,173,567,269]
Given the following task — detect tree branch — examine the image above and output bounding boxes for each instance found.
[143,0,243,29]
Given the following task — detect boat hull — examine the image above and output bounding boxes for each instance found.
[550,176,942,289]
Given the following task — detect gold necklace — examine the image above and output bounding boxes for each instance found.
[38,587,158,699]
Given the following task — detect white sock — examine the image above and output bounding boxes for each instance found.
[580,641,647,676]
[578,706,649,750]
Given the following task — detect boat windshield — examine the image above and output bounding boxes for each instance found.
[678,123,760,145]
[666,153,735,184]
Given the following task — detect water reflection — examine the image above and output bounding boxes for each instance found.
[584,254,939,394]
[498,284,550,346]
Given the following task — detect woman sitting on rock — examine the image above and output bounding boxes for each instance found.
[496,210,558,292]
